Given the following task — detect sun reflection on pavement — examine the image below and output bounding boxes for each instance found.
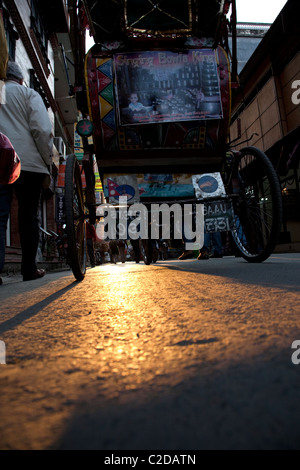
[0,258,300,449]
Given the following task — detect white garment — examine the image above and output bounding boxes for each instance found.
[0,81,53,174]
[129,102,144,112]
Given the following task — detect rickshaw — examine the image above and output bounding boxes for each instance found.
[65,0,283,281]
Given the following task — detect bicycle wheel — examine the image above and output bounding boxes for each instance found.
[228,146,282,263]
[65,154,87,280]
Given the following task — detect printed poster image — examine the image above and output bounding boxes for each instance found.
[114,50,223,126]
[104,173,196,199]
[192,173,226,199]
[138,173,195,198]
[106,175,140,203]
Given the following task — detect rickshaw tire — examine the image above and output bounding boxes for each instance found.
[65,154,87,281]
[231,146,283,263]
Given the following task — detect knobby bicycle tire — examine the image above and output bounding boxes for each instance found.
[65,154,87,281]
[230,146,283,263]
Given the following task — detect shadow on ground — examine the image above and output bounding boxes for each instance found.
[155,255,300,293]
[52,350,300,450]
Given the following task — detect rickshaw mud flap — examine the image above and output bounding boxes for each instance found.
[146,197,236,234]
[171,197,236,234]
[203,198,235,234]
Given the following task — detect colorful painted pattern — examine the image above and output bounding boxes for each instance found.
[96,58,117,148]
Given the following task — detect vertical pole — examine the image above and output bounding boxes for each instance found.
[231,0,238,81]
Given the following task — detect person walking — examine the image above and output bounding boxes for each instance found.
[0,61,53,282]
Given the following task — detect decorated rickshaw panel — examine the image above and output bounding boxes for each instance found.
[85,45,231,155]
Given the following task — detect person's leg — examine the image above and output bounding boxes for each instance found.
[0,184,13,276]
[90,242,96,267]
[111,251,117,264]
[87,239,96,267]
[178,225,196,260]
[203,233,211,252]
[14,172,45,278]
[198,233,210,260]
[211,232,223,257]
[131,240,140,263]
[119,246,125,263]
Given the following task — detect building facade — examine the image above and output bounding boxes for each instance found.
[0,0,86,263]
[230,0,300,251]
[230,22,270,74]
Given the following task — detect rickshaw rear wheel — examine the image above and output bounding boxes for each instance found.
[65,154,87,281]
[228,146,282,263]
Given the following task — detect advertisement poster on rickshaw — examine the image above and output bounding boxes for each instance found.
[114,49,223,126]
[107,175,140,203]
[104,173,196,200]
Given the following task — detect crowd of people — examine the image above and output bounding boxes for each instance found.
[86,236,170,267]
[87,233,228,267]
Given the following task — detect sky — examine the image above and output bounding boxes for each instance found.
[85,0,289,50]
[236,0,288,23]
